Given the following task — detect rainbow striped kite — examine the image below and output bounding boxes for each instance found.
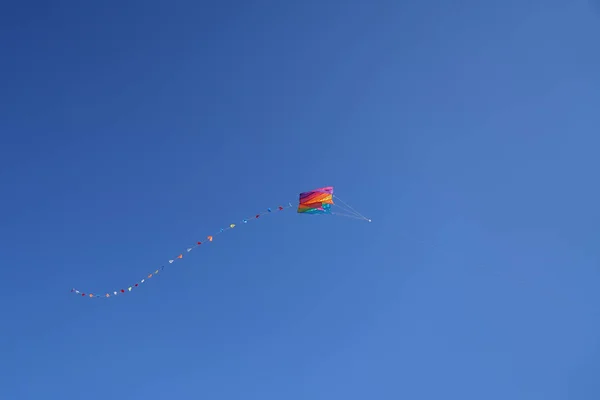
[297,186,334,214]
[71,186,370,300]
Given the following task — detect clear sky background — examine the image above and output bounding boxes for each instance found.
[1,1,600,399]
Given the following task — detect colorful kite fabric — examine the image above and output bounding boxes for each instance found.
[71,186,370,300]
[297,186,334,214]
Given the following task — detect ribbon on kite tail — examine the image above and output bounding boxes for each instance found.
[71,203,293,299]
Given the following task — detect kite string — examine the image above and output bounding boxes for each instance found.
[333,195,371,222]
[330,211,369,220]
[333,195,367,219]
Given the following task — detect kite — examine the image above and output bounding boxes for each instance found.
[297,186,334,214]
[70,186,370,299]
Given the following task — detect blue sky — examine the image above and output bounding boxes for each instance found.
[1,1,599,399]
